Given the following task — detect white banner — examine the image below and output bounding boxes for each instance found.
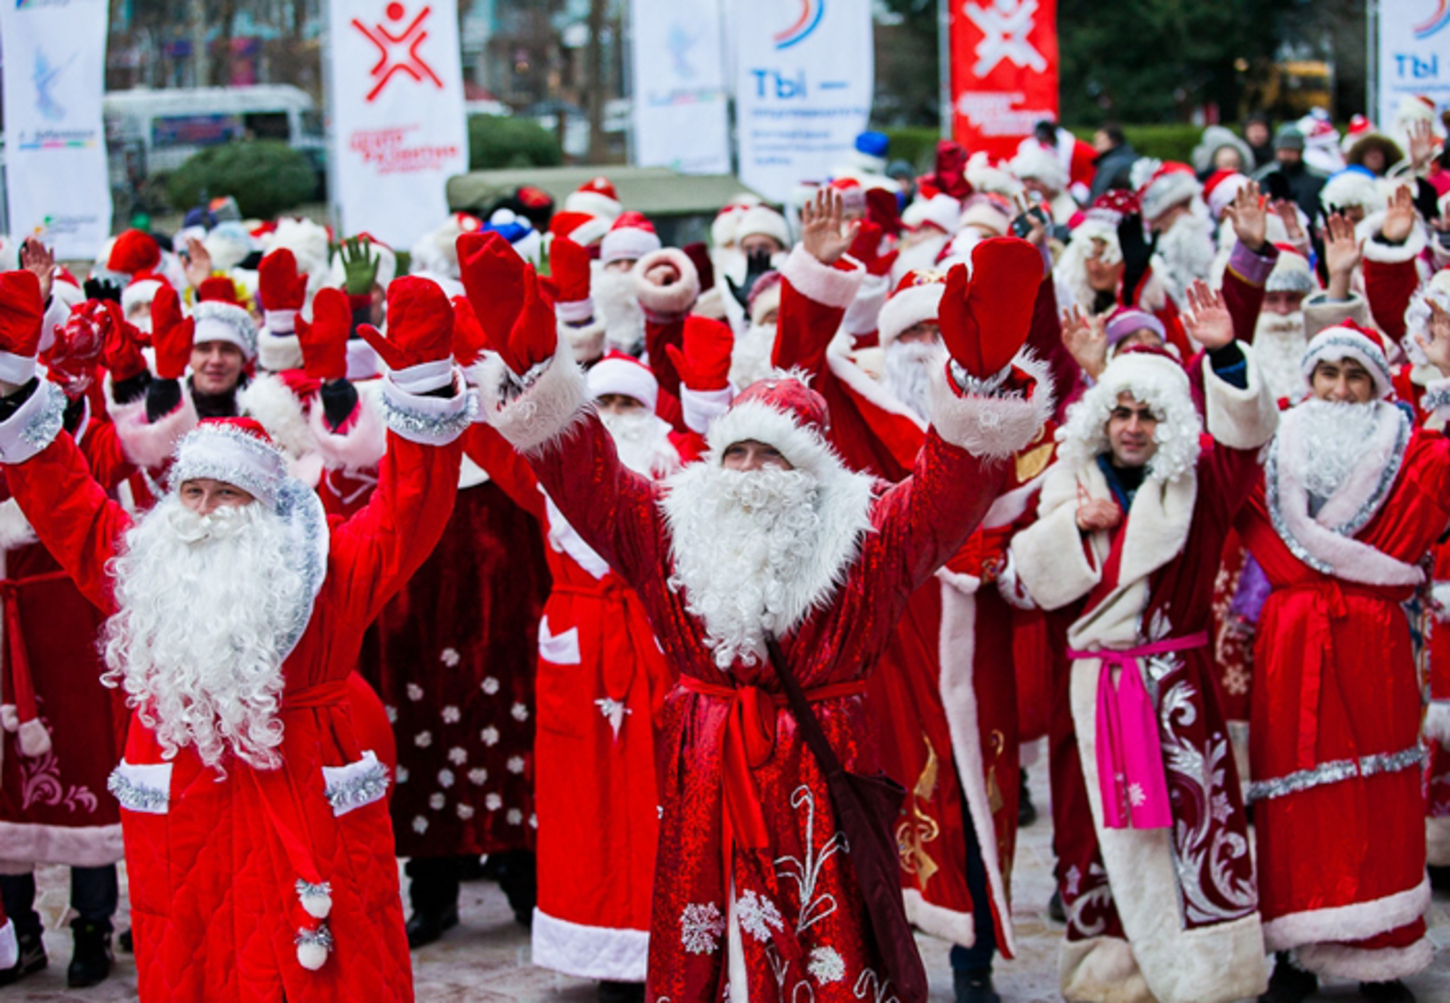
[733,0,873,202]
[630,0,731,174]
[1377,0,1450,135]
[327,0,468,248]
[0,0,112,259]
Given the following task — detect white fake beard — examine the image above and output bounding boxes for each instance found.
[882,340,942,421]
[665,466,823,669]
[101,494,309,772]
[730,322,777,390]
[600,408,681,479]
[593,267,646,354]
[1291,398,1385,502]
[1252,310,1307,402]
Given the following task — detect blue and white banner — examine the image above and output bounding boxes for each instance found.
[630,0,731,174]
[0,0,112,258]
[732,0,873,202]
[326,0,468,248]
[1377,0,1450,135]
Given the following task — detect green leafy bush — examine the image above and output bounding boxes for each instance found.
[468,115,563,171]
[882,126,942,172]
[167,141,319,220]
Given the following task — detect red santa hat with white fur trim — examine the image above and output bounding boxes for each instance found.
[735,205,792,250]
[1136,161,1201,222]
[565,176,623,221]
[700,373,847,481]
[192,299,259,361]
[902,193,962,236]
[1010,143,1069,193]
[1203,169,1250,222]
[1299,321,1395,398]
[587,350,659,411]
[1266,244,1317,293]
[599,212,662,266]
[877,270,946,349]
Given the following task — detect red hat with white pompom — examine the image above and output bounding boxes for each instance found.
[877,270,946,349]
[599,212,662,266]
[587,350,659,411]
[565,176,623,221]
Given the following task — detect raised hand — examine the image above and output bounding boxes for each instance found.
[19,237,54,304]
[1061,305,1108,379]
[294,287,351,381]
[1223,180,1267,251]
[1182,279,1234,350]
[664,317,734,391]
[457,231,556,376]
[1270,199,1305,245]
[1322,212,1362,299]
[183,236,212,289]
[149,285,194,380]
[339,236,381,297]
[1381,185,1419,245]
[357,275,454,374]
[258,248,309,314]
[1409,119,1439,171]
[937,236,1042,379]
[96,301,148,382]
[1416,299,1450,378]
[799,187,858,266]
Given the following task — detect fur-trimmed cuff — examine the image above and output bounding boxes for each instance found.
[842,271,890,337]
[1425,700,1450,748]
[1303,292,1371,339]
[681,385,733,436]
[1203,344,1278,449]
[0,381,66,464]
[929,358,1053,460]
[309,381,387,471]
[1422,377,1450,425]
[634,248,700,321]
[114,388,199,470]
[556,297,595,325]
[264,309,298,335]
[779,244,863,309]
[258,332,303,373]
[477,353,591,456]
[238,373,317,460]
[562,316,607,365]
[1009,500,1100,610]
[380,368,474,445]
[1297,938,1433,982]
[1359,212,1429,264]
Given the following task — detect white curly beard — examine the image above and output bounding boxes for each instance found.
[882,340,941,420]
[593,266,646,355]
[664,466,824,669]
[730,322,777,391]
[1290,398,1384,504]
[599,408,681,478]
[1252,310,1308,402]
[101,494,309,772]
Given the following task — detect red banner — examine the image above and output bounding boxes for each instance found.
[948,0,1060,161]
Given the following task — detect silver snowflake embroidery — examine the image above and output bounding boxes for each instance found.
[440,647,461,667]
[1065,865,1082,897]
[396,766,410,784]
[506,808,523,825]
[679,902,725,955]
[414,731,432,748]
[485,793,503,811]
[448,747,468,765]
[468,768,488,786]
[510,702,529,722]
[481,727,500,746]
[429,792,445,810]
[407,683,424,702]
[481,677,500,695]
[807,945,845,984]
[1127,782,1147,807]
[1211,791,1233,824]
[441,706,461,724]
[384,704,397,723]
[411,815,428,834]
[529,813,538,829]
[506,756,525,774]
[456,803,475,820]
[735,890,784,942]
[438,769,455,789]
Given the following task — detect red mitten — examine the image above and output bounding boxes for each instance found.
[0,271,43,383]
[937,237,1042,380]
[258,249,308,312]
[150,285,195,380]
[663,316,734,391]
[457,231,557,374]
[357,276,454,373]
[44,305,105,397]
[96,301,148,382]
[549,237,591,305]
[866,187,902,238]
[452,296,488,368]
[295,287,350,381]
[846,221,897,277]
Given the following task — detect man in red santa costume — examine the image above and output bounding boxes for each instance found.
[1238,319,1450,1003]
[0,274,472,1002]
[463,223,1051,1003]
[1009,283,1279,1003]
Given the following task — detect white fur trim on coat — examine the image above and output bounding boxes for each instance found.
[779,244,864,309]
[0,380,67,465]
[1060,934,1156,1003]
[531,907,648,982]
[1427,815,1450,867]
[1358,211,1429,264]
[257,332,303,373]
[1008,470,1101,612]
[1297,937,1433,982]
[112,384,199,470]
[0,497,36,550]
[929,355,1054,460]
[562,316,607,365]
[0,820,124,869]
[309,380,387,472]
[1261,876,1430,953]
[238,373,319,462]
[0,919,14,970]
[633,248,700,320]
[1201,345,1278,450]
[1424,700,1450,748]
[903,888,977,948]
[478,353,592,457]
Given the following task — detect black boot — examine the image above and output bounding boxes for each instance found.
[1047,887,1066,923]
[0,927,47,986]
[404,905,459,949]
[953,967,1001,1003]
[1429,864,1450,891]
[118,927,133,953]
[1259,952,1316,1003]
[493,849,537,927]
[1018,768,1038,828]
[404,855,461,949]
[598,980,646,1003]
[1360,980,1416,1002]
[67,917,113,988]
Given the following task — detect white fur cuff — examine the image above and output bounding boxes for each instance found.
[634,248,700,320]
[680,385,732,436]
[1203,345,1278,450]
[478,353,591,456]
[1359,212,1429,264]
[1422,377,1450,426]
[380,368,474,445]
[780,244,863,309]
[562,316,607,365]
[0,380,67,464]
[1425,700,1450,748]
[929,361,1053,460]
[258,332,303,373]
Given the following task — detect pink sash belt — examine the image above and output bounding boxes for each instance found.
[1068,632,1207,830]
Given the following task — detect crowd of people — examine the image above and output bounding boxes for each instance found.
[0,93,1449,1003]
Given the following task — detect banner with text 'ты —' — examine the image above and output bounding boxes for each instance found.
[327,0,468,249]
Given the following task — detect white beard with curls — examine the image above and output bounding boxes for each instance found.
[600,407,681,479]
[1252,309,1307,402]
[730,322,777,391]
[593,266,647,355]
[101,494,310,772]
[882,340,942,421]
[665,466,824,669]
[1288,397,1385,504]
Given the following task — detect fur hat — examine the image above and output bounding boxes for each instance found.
[1320,168,1386,214]
[565,176,623,220]
[192,300,258,361]
[1300,322,1394,399]
[262,218,332,280]
[1136,161,1201,222]
[902,193,961,235]
[1103,306,1165,348]
[959,194,1013,237]
[171,417,286,508]
[747,271,783,326]
[877,270,945,349]
[1010,143,1069,193]
[107,229,161,276]
[1265,244,1316,294]
[736,205,792,250]
[703,373,848,480]
[600,212,662,266]
[587,350,659,411]
[1203,170,1250,222]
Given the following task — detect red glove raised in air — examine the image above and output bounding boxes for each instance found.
[258,249,308,314]
[664,316,734,392]
[295,287,350,381]
[451,296,488,368]
[44,304,106,398]
[936,237,1041,381]
[357,276,455,374]
[457,231,556,376]
[150,285,195,380]
[95,301,148,383]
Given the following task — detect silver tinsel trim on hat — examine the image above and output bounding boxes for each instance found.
[169,423,287,509]
[107,767,170,813]
[1246,744,1423,803]
[323,759,390,813]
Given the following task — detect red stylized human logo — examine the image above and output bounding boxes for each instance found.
[353,2,445,103]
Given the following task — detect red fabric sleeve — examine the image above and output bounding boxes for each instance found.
[76,418,137,491]
[462,422,544,519]
[1362,257,1421,340]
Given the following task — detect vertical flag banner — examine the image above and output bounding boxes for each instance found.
[630,0,731,174]
[948,0,1060,161]
[0,0,112,259]
[733,0,874,202]
[1377,0,1450,134]
[327,0,468,248]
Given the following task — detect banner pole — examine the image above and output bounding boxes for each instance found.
[939,0,952,140]
[1365,0,1376,125]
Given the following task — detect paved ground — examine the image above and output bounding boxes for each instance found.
[10,752,1450,1001]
